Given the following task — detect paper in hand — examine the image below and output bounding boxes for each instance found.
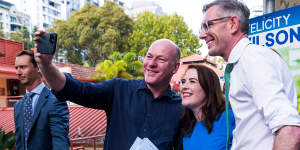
[130,137,159,150]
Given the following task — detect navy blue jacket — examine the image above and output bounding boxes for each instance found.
[14,87,69,150]
[55,74,183,150]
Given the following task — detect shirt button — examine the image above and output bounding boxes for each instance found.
[144,129,147,132]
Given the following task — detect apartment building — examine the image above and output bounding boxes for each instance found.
[125,0,163,20]
[0,0,30,33]
[9,0,103,30]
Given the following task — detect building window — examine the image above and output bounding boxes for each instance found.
[119,1,124,7]
[10,25,21,31]
[43,23,50,29]
[17,18,22,24]
[49,1,55,7]
[10,17,17,23]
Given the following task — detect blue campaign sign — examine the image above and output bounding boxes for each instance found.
[248,5,300,47]
[248,5,300,110]
[249,5,300,35]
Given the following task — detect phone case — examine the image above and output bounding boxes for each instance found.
[37,33,57,54]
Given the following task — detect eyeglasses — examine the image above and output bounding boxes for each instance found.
[199,16,232,34]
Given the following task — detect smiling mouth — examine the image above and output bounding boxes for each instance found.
[206,39,214,47]
[182,92,192,97]
[146,69,158,75]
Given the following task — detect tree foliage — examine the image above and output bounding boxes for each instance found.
[0,29,4,38]
[9,32,23,42]
[0,127,15,150]
[89,52,143,82]
[50,2,133,66]
[205,55,226,70]
[129,12,201,57]
[9,26,33,50]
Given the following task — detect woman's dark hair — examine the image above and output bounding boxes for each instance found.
[178,65,225,137]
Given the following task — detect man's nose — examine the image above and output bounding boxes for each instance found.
[198,31,207,40]
[15,68,21,75]
[148,59,157,67]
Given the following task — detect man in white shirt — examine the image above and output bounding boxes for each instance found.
[199,0,300,149]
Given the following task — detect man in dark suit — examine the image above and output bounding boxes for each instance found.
[14,50,70,150]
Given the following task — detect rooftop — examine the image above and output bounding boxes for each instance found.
[54,62,96,81]
[171,54,224,85]
[0,106,107,138]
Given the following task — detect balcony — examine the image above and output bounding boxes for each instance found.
[70,135,105,150]
[10,24,21,32]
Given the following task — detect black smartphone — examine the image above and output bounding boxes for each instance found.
[37,32,57,54]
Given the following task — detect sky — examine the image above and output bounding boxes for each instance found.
[125,0,263,56]
[126,0,263,33]
[154,0,263,34]
[156,0,213,34]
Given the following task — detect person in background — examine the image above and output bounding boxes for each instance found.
[199,0,300,149]
[10,84,18,96]
[174,65,235,150]
[14,50,69,150]
[34,35,183,150]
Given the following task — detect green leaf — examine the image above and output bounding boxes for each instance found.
[50,1,133,66]
[129,12,201,57]
[89,52,144,82]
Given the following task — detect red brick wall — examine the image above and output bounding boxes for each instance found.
[0,38,24,65]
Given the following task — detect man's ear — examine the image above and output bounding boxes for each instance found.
[36,66,42,75]
[172,60,180,74]
[230,16,240,34]
[36,66,40,73]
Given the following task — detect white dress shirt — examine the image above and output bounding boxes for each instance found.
[227,38,300,150]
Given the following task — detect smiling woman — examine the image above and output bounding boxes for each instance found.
[173,65,235,150]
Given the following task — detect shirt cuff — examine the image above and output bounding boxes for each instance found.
[52,73,72,101]
[267,105,300,133]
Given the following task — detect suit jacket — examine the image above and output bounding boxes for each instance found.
[14,86,70,150]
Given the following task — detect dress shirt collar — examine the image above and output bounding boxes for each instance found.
[228,37,250,64]
[26,82,45,95]
[137,79,175,101]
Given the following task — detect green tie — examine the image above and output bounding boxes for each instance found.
[225,63,233,150]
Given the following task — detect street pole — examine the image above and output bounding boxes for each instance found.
[263,0,275,14]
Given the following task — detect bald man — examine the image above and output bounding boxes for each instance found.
[34,37,184,150]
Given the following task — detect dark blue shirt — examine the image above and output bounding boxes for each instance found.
[54,73,183,150]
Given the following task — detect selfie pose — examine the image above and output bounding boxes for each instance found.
[34,34,183,150]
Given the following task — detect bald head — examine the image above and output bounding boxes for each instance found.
[143,39,181,95]
[148,39,181,61]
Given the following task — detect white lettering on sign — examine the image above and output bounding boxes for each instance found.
[250,14,291,34]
